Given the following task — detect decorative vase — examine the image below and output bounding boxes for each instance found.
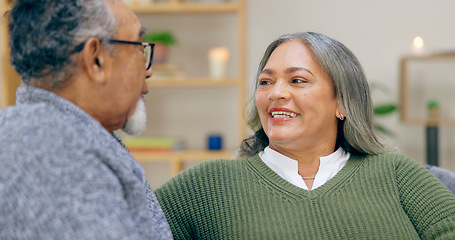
[153,42,169,65]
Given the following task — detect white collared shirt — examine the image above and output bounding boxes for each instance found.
[259,146,350,190]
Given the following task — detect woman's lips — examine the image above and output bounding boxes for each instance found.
[268,108,299,122]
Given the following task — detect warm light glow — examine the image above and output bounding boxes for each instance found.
[208,47,230,79]
[209,47,230,61]
[413,36,424,49]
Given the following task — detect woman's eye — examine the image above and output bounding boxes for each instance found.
[292,78,306,83]
[258,80,271,85]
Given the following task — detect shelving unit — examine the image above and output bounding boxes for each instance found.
[400,53,455,125]
[147,77,241,88]
[126,0,247,176]
[399,52,455,167]
[1,0,20,108]
[0,0,247,177]
[131,149,234,176]
[128,2,241,13]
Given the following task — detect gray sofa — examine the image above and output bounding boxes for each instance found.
[426,165,455,194]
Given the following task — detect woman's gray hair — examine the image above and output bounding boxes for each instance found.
[8,0,119,88]
[239,32,387,157]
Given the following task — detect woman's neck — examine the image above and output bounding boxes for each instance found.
[269,143,338,190]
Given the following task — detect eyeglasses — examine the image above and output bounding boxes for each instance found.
[107,39,155,70]
[71,39,155,70]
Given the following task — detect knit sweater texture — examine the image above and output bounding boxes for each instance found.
[156,153,455,239]
[0,86,172,239]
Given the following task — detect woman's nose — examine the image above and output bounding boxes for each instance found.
[268,81,291,101]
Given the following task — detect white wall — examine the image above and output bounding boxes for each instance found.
[247,0,455,171]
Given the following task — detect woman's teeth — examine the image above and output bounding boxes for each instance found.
[271,111,297,118]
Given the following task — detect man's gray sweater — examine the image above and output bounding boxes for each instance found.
[0,86,172,239]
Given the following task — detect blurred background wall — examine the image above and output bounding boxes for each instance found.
[246,0,455,171]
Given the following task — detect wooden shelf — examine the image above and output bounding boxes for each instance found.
[2,0,12,9]
[146,77,242,88]
[131,149,234,176]
[400,53,455,125]
[401,52,455,61]
[131,149,234,161]
[127,2,241,14]
[1,0,20,108]
[133,0,246,176]
[401,118,455,126]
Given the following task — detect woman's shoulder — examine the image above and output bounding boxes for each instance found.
[155,156,259,211]
[353,152,422,173]
[156,156,255,190]
[188,157,250,174]
[362,152,410,160]
[360,152,415,164]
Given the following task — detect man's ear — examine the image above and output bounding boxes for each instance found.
[80,38,108,84]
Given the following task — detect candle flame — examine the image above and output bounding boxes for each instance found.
[413,36,424,49]
[209,47,230,61]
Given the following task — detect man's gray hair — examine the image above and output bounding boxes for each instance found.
[240,32,386,157]
[8,0,118,88]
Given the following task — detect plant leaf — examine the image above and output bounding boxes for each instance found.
[374,104,397,115]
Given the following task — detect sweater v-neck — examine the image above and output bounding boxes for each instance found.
[244,154,364,199]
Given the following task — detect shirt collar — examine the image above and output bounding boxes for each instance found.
[259,146,350,190]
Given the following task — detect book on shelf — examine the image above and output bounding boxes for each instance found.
[123,137,175,152]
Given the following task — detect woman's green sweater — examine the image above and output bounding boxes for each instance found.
[156,153,455,239]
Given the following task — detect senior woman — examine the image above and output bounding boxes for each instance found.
[155,32,455,239]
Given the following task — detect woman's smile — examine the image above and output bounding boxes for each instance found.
[269,107,299,123]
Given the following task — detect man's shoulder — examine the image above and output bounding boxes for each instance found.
[1,93,111,146]
[0,96,132,182]
[0,101,47,128]
[1,98,78,135]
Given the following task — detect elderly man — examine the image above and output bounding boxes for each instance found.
[0,0,172,239]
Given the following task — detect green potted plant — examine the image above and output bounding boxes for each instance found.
[370,81,398,137]
[374,102,398,136]
[143,31,176,65]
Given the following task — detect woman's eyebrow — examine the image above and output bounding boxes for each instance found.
[285,67,315,77]
[260,67,315,77]
[259,68,274,75]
